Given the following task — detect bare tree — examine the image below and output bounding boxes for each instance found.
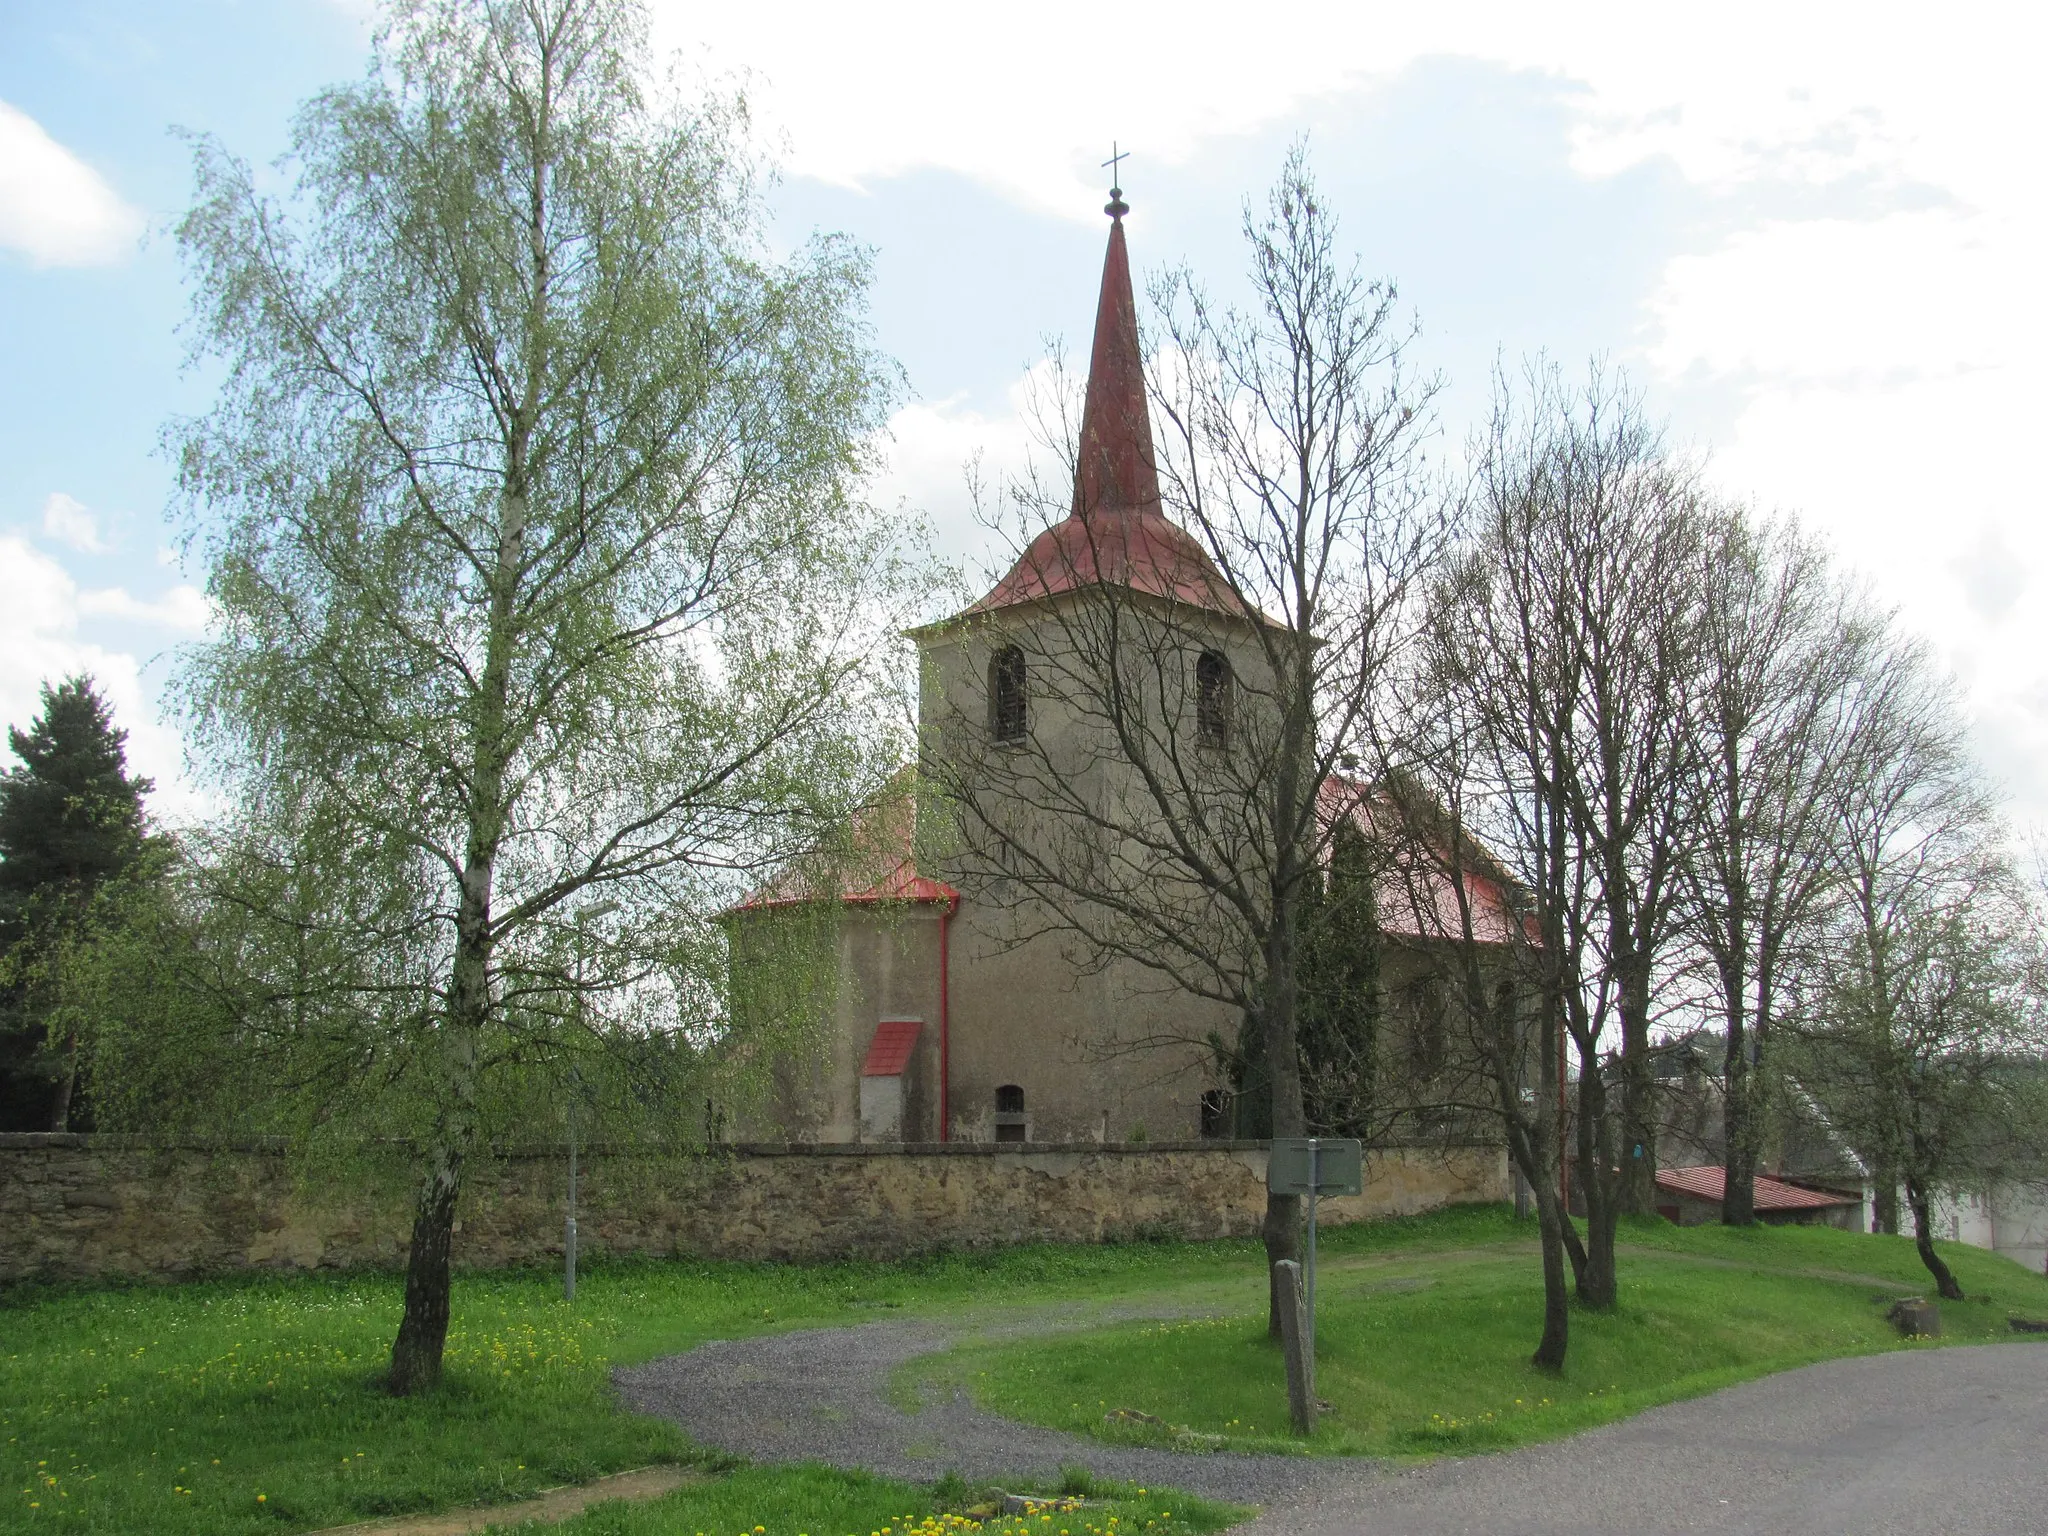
[1787,634,2043,1296]
[928,148,1442,1333]
[1681,511,1875,1224]
[1367,700,1572,1367]
[1434,359,1703,1308]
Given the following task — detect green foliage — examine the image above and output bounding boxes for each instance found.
[1221,820,1383,1140]
[0,676,157,1131]
[0,1237,1266,1535]
[1789,807,2047,1297]
[1297,819,1381,1138]
[162,0,923,1141]
[917,1212,2048,1459]
[157,0,939,1389]
[143,0,942,1394]
[0,677,151,906]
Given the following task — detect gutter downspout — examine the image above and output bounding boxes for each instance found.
[939,889,959,1142]
[1558,1008,1570,1213]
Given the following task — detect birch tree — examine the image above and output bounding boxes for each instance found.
[1788,635,2044,1296]
[170,0,919,1393]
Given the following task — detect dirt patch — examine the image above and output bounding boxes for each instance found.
[304,1464,697,1536]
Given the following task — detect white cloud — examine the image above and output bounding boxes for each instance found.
[0,536,202,821]
[1645,211,2029,386]
[76,583,212,634]
[40,491,108,553]
[1952,525,2028,627]
[0,101,144,268]
[875,380,1038,555]
[648,0,2048,824]
[650,1,2028,220]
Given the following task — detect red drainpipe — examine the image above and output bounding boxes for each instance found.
[1558,1008,1570,1211]
[939,889,958,1142]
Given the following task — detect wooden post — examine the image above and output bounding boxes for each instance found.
[1274,1259,1315,1433]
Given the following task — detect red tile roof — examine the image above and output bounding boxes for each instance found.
[727,779,959,915]
[968,509,1245,616]
[1319,775,1530,948]
[957,203,1253,626]
[1656,1165,1859,1211]
[861,1019,922,1077]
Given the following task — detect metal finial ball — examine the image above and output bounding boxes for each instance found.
[1105,189,1129,219]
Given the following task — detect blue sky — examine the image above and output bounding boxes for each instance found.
[3,0,2042,830]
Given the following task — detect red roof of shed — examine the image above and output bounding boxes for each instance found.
[1656,1165,1858,1211]
[861,1019,923,1077]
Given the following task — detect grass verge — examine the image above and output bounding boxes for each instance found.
[484,1465,1243,1536]
[911,1208,2048,1459]
[10,1203,2041,1531]
[1,1235,1266,1535]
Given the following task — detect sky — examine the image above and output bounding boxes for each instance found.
[2,0,2043,833]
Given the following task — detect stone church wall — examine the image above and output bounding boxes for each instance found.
[0,1133,1508,1282]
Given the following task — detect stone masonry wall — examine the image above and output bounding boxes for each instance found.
[0,1134,1509,1282]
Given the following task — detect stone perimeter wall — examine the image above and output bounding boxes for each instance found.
[0,1134,1509,1283]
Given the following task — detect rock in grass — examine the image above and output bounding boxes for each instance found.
[1887,1298,1941,1337]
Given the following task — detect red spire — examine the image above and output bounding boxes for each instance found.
[945,185,1253,624]
[1072,204,1161,520]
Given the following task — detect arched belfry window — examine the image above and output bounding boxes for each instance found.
[1196,650,1232,748]
[990,645,1027,743]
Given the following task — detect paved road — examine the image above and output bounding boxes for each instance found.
[619,1317,2048,1535]
[1242,1344,2048,1536]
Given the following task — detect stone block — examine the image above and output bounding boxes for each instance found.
[1888,1297,1941,1336]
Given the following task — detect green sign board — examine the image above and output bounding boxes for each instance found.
[1267,1137,1363,1196]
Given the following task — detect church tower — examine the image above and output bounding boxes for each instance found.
[730,180,1264,1149]
[911,180,1254,1144]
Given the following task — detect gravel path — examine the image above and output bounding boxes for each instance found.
[618,1308,2048,1532]
[614,1310,1375,1506]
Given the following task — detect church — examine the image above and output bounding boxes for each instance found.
[725,186,1519,1147]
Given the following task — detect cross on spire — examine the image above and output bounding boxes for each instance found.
[1101,142,1130,219]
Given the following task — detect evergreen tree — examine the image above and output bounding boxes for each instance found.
[1299,817,1382,1136]
[0,675,153,1129]
[1227,818,1383,1138]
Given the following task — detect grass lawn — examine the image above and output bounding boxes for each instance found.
[7,1205,2042,1534]
[0,1237,1264,1535]
[911,1206,2048,1459]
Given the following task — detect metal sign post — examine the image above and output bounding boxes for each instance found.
[1308,1142,1319,1361]
[566,898,618,1304]
[1268,1136,1363,1396]
[564,1127,578,1302]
